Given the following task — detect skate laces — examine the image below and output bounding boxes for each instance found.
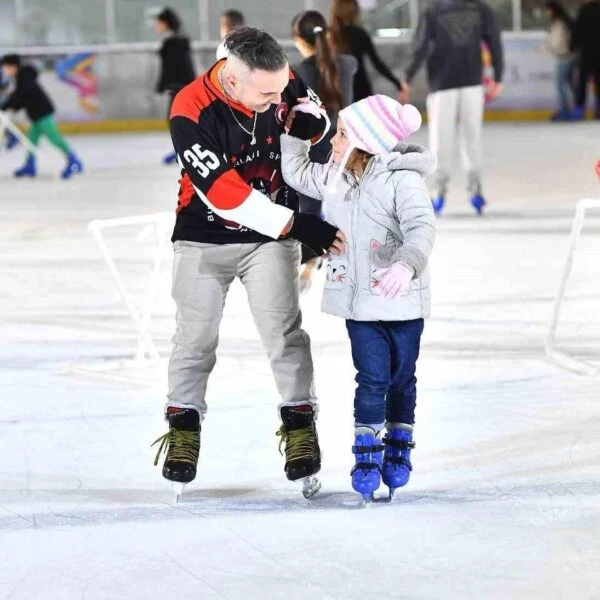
[276,425,317,462]
[151,429,200,466]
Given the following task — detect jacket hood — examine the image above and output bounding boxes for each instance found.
[18,65,39,84]
[382,141,437,177]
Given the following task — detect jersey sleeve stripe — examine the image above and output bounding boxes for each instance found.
[193,183,293,239]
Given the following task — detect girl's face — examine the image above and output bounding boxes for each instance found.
[330,117,351,164]
[154,18,168,35]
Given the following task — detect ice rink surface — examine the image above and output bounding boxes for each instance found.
[1,122,600,599]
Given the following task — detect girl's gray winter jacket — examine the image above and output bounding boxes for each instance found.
[281,134,437,321]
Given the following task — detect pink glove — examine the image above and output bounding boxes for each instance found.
[373,262,414,299]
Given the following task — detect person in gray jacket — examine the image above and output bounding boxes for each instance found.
[281,95,436,503]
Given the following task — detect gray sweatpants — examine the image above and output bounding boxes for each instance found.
[426,85,485,196]
[166,239,316,421]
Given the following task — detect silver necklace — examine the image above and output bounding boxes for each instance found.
[218,70,257,145]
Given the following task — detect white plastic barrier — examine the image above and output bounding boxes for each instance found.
[546,198,600,376]
[87,211,175,364]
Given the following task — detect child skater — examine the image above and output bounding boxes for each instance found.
[0,54,83,179]
[281,95,436,503]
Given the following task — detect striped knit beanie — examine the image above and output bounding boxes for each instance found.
[339,95,422,155]
[326,95,421,191]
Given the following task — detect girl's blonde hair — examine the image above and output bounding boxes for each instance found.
[346,148,373,176]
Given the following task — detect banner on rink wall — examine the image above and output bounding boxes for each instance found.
[8,32,558,125]
[20,52,100,121]
[486,33,556,111]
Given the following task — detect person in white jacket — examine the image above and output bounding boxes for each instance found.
[281,95,436,504]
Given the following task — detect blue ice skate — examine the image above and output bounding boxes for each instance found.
[163,151,178,165]
[431,195,445,216]
[382,425,415,500]
[61,153,83,180]
[5,130,19,150]
[470,194,486,216]
[14,155,36,178]
[351,427,384,506]
[569,106,586,121]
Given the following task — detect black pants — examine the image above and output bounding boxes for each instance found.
[576,56,600,108]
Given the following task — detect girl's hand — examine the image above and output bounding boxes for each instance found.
[372,262,414,299]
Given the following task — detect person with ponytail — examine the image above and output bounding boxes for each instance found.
[153,7,196,164]
[292,10,357,290]
[329,0,403,102]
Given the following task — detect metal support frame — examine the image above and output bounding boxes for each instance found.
[87,211,175,365]
[546,198,600,376]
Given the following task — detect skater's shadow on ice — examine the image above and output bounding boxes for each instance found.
[3,479,598,531]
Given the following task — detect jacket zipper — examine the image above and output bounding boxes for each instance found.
[348,159,377,318]
[349,186,360,318]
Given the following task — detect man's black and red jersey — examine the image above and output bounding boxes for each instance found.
[170,60,325,244]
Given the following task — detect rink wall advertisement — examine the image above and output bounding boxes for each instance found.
[8,32,557,127]
[10,52,101,122]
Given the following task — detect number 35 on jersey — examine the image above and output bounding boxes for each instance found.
[183,144,220,178]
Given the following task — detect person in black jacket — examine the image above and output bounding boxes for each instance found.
[1,54,83,179]
[153,7,196,164]
[402,0,504,216]
[329,0,403,101]
[291,9,357,290]
[571,0,600,120]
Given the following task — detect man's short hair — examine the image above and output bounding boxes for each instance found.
[224,27,287,72]
[222,9,245,28]
[0,54,21,67]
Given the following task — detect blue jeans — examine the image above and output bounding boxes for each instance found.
[346,319,425,427]
[556,59,573,114]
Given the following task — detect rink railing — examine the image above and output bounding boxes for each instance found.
[546,198,600,376]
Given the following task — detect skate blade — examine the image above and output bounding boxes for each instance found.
[301,475,321,499]
[172,482,185,503]
[360,494,374,508]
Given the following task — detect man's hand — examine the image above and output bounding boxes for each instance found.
[399,82,411,104]
[286,213,346,257]
[328,229,347,255]
[287,102,328,141]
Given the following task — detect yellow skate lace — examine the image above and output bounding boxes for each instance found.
[151,429,200,466]
[276,425,317,462]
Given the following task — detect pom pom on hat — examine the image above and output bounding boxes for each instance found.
[339,94,422,155]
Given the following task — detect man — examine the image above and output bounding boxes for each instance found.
[571,0,600,120]
[216,9,245,60]
[401,0,504,216]
[152,27,345,498]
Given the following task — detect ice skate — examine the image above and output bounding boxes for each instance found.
[5,130,19,150]
[61,153,83,180]
[14,155,36,178]
[351,426,384,506]
[470,194,486,215]
[152,407,200,502]
[163,151,178,165]
[431,194,445,216]
[277,404,321,498]
[382,424,415,500]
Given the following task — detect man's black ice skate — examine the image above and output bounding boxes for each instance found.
[152,407,200,502]
[277,404,321,498]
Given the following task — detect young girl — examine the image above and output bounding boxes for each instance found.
[281,95,436,503]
